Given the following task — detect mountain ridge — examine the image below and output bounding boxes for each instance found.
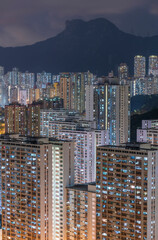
[0,18,158,75]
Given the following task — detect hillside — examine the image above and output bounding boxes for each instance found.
[0,18,158,74]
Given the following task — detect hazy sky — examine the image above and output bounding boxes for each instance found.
[0,0,158,47]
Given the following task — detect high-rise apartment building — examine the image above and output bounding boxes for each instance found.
[39,97,63,109]
[0,80,8,107]
[19,89,27,105]
[40,108,102,184]
[52,82,60,97]
[36,71,52,88]
[8,86,19,103]
[74,71,95,113]
[1,135,74,240]
[4,72,12,87]
[40,115,96,138]
[34,89,41,102]
[60,73,72,110]
[94,84,130,145]
[130,76,158,96]
[59,129,107,184]
[4,69,35,89]
[96,144,158,240]
[24,71,35,89]
[65,183,96,240]
[18,71,35,89]
[27,103,41,137]
[5,101,67,137]
[0,66,4,77]
[148,55,158,76]
[134,55,146,78]
[137,119,158,145]
[52,74,60,83]
[59,72,94,113]
[118,63,128,81]
[137,128,158,145]
[11,67,19,86]
[85,85,94,121]
[28,88,36,104]
[5,103,27,135]
[0,66,4,91]
[40,109,81,131]
[84,71,95,85]
[41,120,77,138]
[73,73,85,114]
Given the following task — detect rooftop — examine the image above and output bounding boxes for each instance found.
[97,143,158,151]
[67,182,96,192]
[0,134,72,145]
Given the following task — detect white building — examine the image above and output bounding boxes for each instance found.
[59,129,108,184]
[40,109,104,184]
[142,119,158,129]
[137,120,158,145]
[51,139,74,240]
[0,136,74,240]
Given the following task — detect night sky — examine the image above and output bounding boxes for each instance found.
[1,0,158,47]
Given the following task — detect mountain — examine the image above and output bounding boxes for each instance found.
[1,18,158,75]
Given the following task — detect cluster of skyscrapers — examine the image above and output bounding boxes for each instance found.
[0,55,158,239]
[131,55,158,96]
[0,55,157,108]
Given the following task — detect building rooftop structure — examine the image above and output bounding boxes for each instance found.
[97,142,157,151]
[0,134,72,144]
[67,183,96,192]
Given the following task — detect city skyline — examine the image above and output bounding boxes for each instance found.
[1,53,158,239]
[0,1,158,236]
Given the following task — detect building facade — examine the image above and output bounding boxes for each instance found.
[94,84,130,145]
[59,129,107,184]
[65,184,96,240]
[148,55,158,76]
[118,63,128,81]
[85,85,94,121]
[137,119,158,145]
[1,136,74,240]
[134,55,146,78]
[96,144,158,240]
[27,103,41,137]
[5,103,27,135]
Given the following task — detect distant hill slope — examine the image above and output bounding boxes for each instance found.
[131,95,158,114]
[1,18,158,74]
